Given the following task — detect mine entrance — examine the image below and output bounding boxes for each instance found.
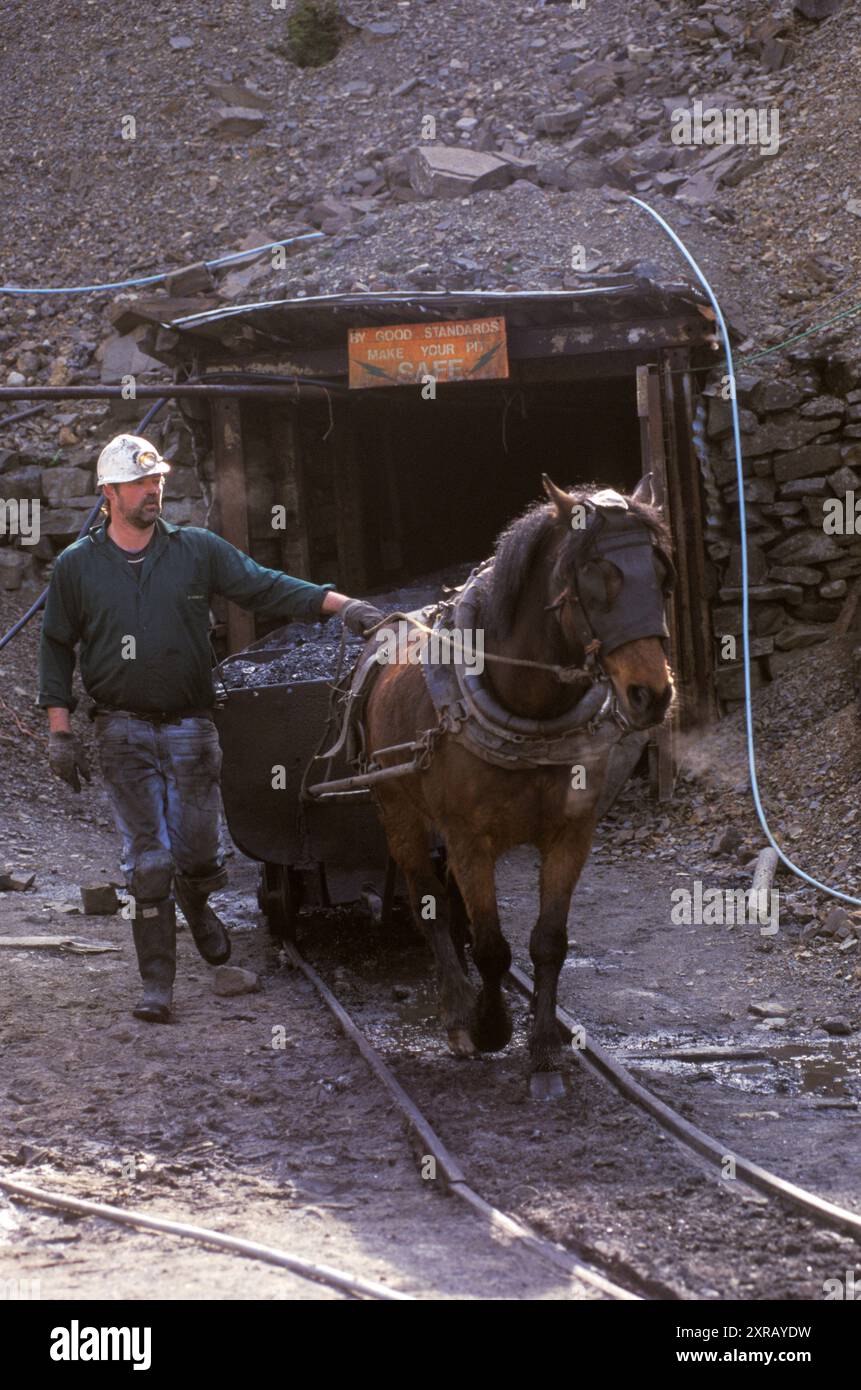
[348,375,643,589]
[175,284,732,798]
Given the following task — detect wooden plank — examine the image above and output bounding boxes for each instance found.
[109,297,220,333]
[380,414,404,574]
[638,363,677,801]
[509,315,713,361]
[278,409,313,580]
[212,396,256,653]
[332,401,367,592]
[665,348,716,724]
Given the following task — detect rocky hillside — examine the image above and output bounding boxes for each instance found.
[0,0,858,591]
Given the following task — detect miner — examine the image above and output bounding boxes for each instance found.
[37,434,383,1023]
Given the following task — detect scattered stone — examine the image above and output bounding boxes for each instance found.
[79,883,119,915]
[0,868,35,891]
[822,907,852,936]
[0,550,35,591]
[774,623,832,650]
[822,1016,852,1035]
[408,145,526,199]
[205,81,272,111]
[569,59,618,105]
[214,965,259,996]
[794,0,844,19]
[534,106,586,136]
[165,262,216,297]
[711,826,743,855]
[169,35,193,50]
[212,107,268,137]
[748,1001,790,1018]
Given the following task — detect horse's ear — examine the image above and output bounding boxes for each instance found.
[631,472,655,507]
[541,474,574,521]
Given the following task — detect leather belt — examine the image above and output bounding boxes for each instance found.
[92,706,214,725]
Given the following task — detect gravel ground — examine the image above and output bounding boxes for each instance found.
[2,583,861,1300]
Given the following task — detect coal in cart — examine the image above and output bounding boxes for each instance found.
[213,575,464,938]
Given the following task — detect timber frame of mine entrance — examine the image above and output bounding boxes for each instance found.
[1,280,736,798]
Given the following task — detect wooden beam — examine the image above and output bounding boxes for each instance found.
[212,396,256,654]
[509,315,714,360]
[638,362,677,801]
[278,410,313,580]
[332,401,367,592]
[664,347,716,725]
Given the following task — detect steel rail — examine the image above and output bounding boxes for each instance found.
[506,963,861,1242]
[0,1174,411,1301]
[282,942,641,1301]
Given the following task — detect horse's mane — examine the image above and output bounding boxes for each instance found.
[483,484,670,641]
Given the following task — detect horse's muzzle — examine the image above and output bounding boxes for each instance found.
[623,680,674,730]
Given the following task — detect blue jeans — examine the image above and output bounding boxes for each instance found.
[94,712,226,895]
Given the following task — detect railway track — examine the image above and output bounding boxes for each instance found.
[283,923,861,1301]
[282,942,640,1301]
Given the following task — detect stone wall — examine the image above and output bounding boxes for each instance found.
[0,406,211,593]
[3,368,861,723]
[698,353,861,712]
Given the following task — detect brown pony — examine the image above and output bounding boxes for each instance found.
[363,476,675,1092]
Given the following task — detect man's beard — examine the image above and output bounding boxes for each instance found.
[124,497,161,529]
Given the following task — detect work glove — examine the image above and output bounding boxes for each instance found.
[48,731,91,793]
[340,600,386,637]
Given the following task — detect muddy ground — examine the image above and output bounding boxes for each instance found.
[1,730,860,1300]
[2,579,861,1300]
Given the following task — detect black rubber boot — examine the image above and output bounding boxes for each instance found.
[174,869,231,965]
[131,898,176,1023]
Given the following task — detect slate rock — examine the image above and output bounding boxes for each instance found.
[768,530,843,565]
[774,623,831,650]
[408,146,522,198]
[772,444,842,482]
[80,884,120,915]
[214,966,260,997]
[213,107,267,137]
[741,416,841,459]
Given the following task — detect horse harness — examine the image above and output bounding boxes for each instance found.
[304,494,674,796]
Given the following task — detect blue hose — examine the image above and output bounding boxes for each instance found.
[628,194,860,908]
[0,233,323,296]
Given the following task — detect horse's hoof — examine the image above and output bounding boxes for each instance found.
[529,1071,565,1101]
[469,1000,513,1053]
[447,1027,478,1059]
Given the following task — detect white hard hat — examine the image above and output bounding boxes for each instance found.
[97,434,171,487]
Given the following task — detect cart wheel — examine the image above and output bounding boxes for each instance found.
[258,862,302,942]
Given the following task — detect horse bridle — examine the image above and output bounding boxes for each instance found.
[545,508,676,681]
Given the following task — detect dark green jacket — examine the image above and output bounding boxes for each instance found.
[37,517,334,714]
